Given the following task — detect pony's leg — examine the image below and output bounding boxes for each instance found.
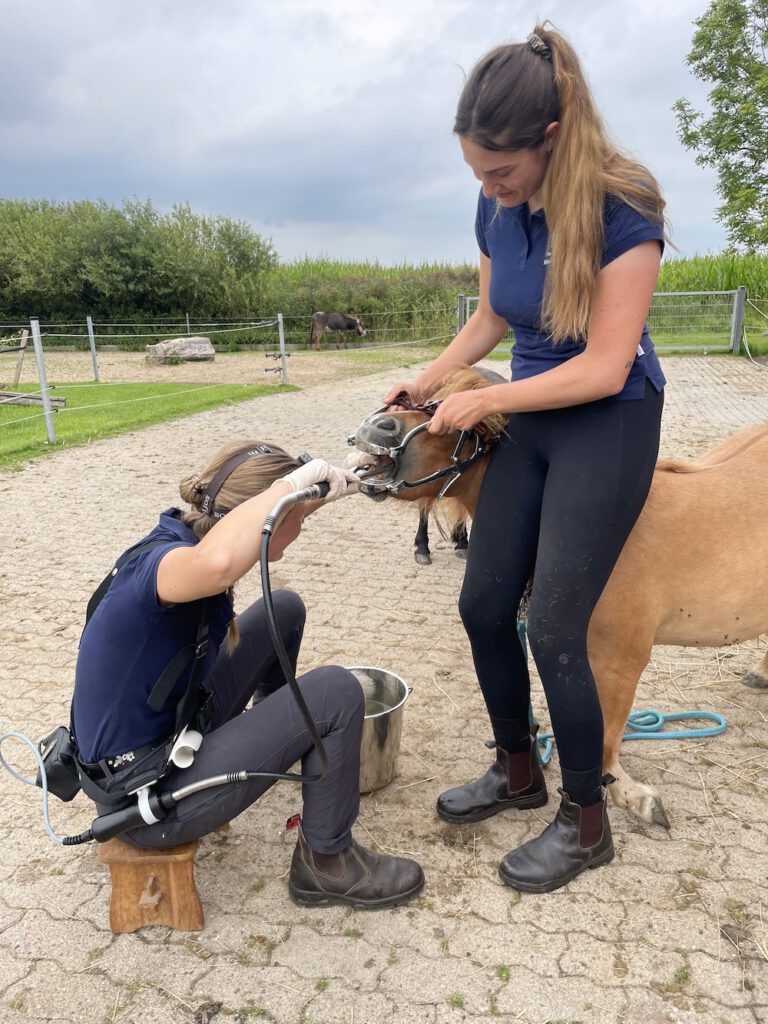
[743,648,768,689]
[414,508,431,565]
[588,635,670,828]
[451,520,469,561]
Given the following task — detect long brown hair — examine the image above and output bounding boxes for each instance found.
[179,440,301,648]
[454,23,667,342]
[179,440,301,537]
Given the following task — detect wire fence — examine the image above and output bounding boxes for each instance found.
[461,288,752,355]
[2,289,765,457]
[0,306,462,354]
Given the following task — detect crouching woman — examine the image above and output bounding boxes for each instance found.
[71,441,424,909]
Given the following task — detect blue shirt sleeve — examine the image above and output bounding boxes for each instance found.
[602,198,664,267]
[127,542,193,608]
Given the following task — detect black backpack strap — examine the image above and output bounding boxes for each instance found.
[146,599,210,715]
[171,601,214,734]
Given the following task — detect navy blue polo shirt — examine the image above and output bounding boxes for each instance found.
[72,509,233,763]
[475,191,666,399]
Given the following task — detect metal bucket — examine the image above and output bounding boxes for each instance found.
[347,666,411,793]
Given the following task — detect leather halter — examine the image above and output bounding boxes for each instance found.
[349,392,493,500]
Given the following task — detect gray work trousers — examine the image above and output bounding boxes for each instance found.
[120,589,364,854]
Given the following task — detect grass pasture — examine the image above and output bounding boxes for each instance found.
[0,380,293,471]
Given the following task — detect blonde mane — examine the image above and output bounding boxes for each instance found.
[433,366,508,439]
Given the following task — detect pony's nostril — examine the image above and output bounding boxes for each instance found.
[375,415,400,435]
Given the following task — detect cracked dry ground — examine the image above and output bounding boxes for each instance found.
[1,353,767,1024]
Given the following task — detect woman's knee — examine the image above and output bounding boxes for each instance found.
[270,588,306,628]
[459,581,517,638]
[526,596,588,670]
[302,665,365,719]
[238,589,305,635]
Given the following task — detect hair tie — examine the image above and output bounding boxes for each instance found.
[527,32,552,61]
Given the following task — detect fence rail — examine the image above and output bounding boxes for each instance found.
[458,287,749,355]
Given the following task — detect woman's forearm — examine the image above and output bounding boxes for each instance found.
[486,350,624,414]
[415,308,509,395]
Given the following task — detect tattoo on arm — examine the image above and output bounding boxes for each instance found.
[624,360,633,369]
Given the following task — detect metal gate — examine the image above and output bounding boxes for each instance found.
[456,287,747,354]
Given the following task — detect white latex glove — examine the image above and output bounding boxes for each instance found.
[344,450,379,471]
[281,459,358,502]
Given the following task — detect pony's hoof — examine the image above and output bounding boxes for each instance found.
[453,548,468,561]
[651,801,671,829]
[415,552,432,565]
[742,670,768,689]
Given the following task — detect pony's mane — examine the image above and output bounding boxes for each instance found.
[433,366,508,438]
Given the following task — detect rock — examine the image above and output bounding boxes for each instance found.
[145,336,215,363]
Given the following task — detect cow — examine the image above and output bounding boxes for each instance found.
[310,312,366,350]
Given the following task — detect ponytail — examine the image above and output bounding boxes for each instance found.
[456,23,667,342]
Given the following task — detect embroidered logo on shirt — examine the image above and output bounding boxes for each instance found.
[109,751,136,769]
[543,246,551,267]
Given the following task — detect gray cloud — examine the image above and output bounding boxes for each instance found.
[0,0,727,263]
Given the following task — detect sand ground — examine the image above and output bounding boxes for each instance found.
[1,349,767,1024]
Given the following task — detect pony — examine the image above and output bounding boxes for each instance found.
[349,366,768,827]
[309,312,366,350]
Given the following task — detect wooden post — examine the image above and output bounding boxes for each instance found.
[10,329,28,388]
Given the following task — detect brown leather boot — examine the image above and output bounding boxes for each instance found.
[498,787,614,893]
[436,732,547,823]
[288,825,425,909]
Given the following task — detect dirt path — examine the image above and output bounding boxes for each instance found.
[9,346,443,390]
[1,354,766,1024]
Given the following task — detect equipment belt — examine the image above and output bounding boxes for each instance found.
[80,739,165,779]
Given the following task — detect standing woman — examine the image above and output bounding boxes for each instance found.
[72,442,424,908]
[384,25,667,892]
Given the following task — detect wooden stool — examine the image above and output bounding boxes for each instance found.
[98,838,204,933]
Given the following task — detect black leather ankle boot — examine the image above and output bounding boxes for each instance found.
[288,825,425,909]
[436,731,547,824]
[498,787,614,893]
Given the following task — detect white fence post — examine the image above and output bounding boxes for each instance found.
[86,315,100,382]
[29,318,57,444]
[277,313,289,385]
[730,286,747,354]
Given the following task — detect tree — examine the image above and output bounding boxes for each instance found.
[673,0,768,250]
[0,198,277,320]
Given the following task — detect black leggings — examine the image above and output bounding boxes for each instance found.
[118,590,364,853]
[459,382,664,806]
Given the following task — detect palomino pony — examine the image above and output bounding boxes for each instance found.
[349,367,768,827]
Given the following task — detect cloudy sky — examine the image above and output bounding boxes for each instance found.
[2,0,725,265]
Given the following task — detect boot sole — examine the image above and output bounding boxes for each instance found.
[436,789,549,824]
[497,844,615,894]
[288,875,425,910]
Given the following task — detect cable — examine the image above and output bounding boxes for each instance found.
[257,482,332,782]
[0,733,68,844]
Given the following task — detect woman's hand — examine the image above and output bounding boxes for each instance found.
[281,459,358,502]
[428,389,494,434]
[381,380,430,407]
